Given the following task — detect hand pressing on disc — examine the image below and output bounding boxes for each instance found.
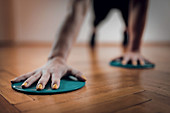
[11,0,89,90]
[11,57,86,90]
[121,51,145,66]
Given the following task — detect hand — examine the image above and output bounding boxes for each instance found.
[11,57,86,90]
[121,51,145,66]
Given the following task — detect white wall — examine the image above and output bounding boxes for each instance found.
[12,0,69,43]
[144,0,170,42]
[0,0,14,42]
[1,0,170,43]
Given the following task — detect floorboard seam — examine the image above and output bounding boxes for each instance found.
[146,90,170,98]
[20,89,145,112]
[114,98,152,113]
[0,94,21,113]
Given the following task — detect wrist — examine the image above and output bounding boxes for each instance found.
[48,55,66,62]
[127,44,140,53]
[48,49,68,61]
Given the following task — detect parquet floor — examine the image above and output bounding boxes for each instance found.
[0,44,170,113]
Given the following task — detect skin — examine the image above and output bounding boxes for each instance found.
[11,0,149,90]
[11,0,89,90]
[122,0,149,66]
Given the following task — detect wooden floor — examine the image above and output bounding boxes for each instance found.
[0,44,170,113]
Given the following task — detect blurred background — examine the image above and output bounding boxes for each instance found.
[0,0,170,45]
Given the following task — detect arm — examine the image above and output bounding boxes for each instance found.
[11,0,89,90]
[122,0,149,65]
[128,0,148,52]
[49,0,89,61]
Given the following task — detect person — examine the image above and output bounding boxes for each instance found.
[11,0,150,90]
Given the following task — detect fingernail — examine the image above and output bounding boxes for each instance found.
[52,84,58,90]
[141,61,145,66]
[82,75,87,81]
[133,62,137,66]
[36,83,43,90]
[122,61,126,65]
[21,82,28,88]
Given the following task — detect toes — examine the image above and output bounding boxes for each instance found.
[36,71,50,90]
[21,72,41,88]
[51,73,61,90]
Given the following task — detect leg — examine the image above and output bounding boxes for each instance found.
[90,0,111,48]
[119,0,130,47]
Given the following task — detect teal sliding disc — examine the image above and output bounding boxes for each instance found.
[110,57,155,69]
[11,76,85,94]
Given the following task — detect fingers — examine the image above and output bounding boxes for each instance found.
[51,73,61,90]
[132,56,137,66]
[21,72,41,88]
[139,58,145,66]
[121,54,145,66]
[36,71,51,90]
[132,60,137,66]
[11,71,36,83]
[69,68,86,82]
[122,56,130,65]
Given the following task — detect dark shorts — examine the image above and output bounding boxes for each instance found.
[92,0,130,26]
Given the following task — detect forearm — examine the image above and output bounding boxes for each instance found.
[48,0,89,61]
[128,0,149,52]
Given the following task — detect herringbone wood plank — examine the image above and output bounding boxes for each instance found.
[0,44,170,113]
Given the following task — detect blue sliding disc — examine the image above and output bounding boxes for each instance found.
[110,57,155,69]
[11,76,85,94]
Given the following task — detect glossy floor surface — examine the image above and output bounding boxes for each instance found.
[0,44,170,113]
